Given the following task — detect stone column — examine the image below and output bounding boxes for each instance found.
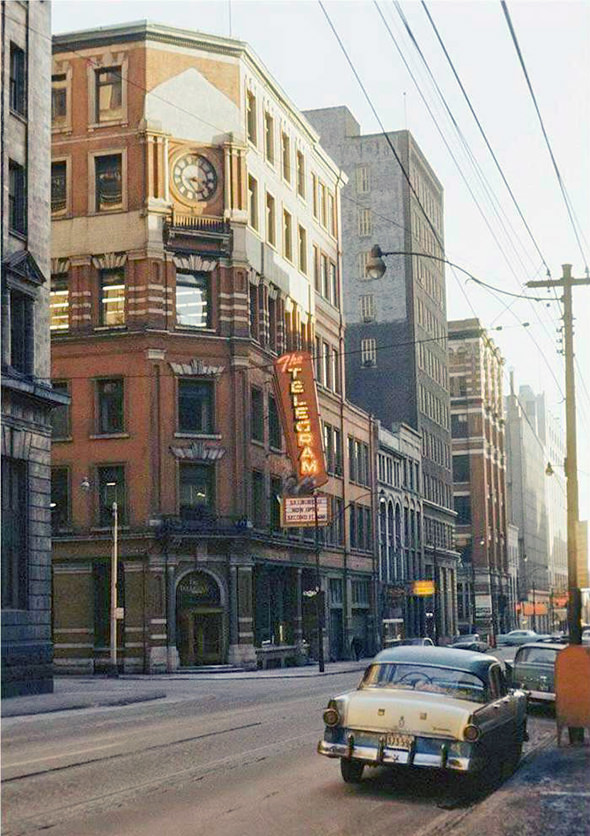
[166,563,179,672]
[227,563,257,669]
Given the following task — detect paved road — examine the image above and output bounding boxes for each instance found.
[1,673,554,836]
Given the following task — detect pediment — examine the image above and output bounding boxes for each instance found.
[3,250,47,286]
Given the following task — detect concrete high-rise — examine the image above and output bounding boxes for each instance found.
[305,106,457,641]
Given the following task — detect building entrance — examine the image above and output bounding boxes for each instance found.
[176,571,224,666]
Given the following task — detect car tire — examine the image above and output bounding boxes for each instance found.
[340,759,365,784]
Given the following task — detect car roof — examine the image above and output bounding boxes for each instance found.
[515,642,567,651]
[372,645,497,676]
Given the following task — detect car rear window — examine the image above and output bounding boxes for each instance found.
[360,663,487,703]
[516,647,558,665]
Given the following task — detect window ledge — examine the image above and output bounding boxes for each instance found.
[174,432,220,440]
[9,228,27,242]
[89,432,130,440]
[251,438,265,448]
[94,325,127,332]
[52,436,73,443]
[175,325,216,334]
[269,445,283,454]
[88,209,125,218]
[91,526,129,533]
[88,120,128,131]
[10,108,27,124]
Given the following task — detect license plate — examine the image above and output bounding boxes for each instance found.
[386,733,413,750]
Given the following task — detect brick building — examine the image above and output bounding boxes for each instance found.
[50,22,377,673]
[1,0,69,696]
[304,106,458,641]
[448,319,510,640]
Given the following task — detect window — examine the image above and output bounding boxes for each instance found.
[283,209,293,261]
[320,254,328,299]
[298,225,307,273]
[360,294,375,322]
[99,269,125,326]
[51,467,70,532]
[451,413,469,438]
[9,161,26,235]
[357,165,370,193]
[358,251,370,279]
[454,495,472,525]
[51,381,71,439]
[348,437,356,482]
[264,111,274,162]
[51,73,68,125]
[178,379,214,434]
[358,207,372,237]
[270,475,282,530]
[51,161,67,215]
[9,289,33,374]
[352,579,370,604]
[247,91,257,145]
[296,151,305,198]
[332,348,341,395]
[251,387,264,442]
[266,192,276,246]
[95,154,122,211]
[453,454,470,483]
[96,379,124,434]
[311,173,318,218]
[281,132,291,182]
[329,261,338,306]
[361,338,377,367]
[320,183,327,227]
[330,577,343,604]
[322,342,331,389]
[97,465,126,527]
[269,394,281,449]
[176,271,210,328]
[1,457,28,609]
[50,274,69,331]
[9,43,26,116]
[313,245,320,293]
[252,470,266,527]
[328,193,336,236]
[248,174,259,230]
[95,66,123,123]
[268,294,277,351]
[179,463,215,519]
[249,282,260,341]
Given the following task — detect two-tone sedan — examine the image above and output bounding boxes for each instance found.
[318,647,528,790]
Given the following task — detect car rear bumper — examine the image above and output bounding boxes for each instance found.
[527,689,555,702]
[317,738,472,771]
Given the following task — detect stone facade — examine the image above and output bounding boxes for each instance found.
[1,0,68,696]
[377,423,426,640]
[50,23,378,674]
[449,319,510,641]
[304,105,458,641]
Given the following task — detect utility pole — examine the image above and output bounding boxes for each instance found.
[527,264,590,645]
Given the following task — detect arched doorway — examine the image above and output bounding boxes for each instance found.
[176,571,224,666]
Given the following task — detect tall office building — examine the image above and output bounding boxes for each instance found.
[305,106,457,640]
[1,0,68,696]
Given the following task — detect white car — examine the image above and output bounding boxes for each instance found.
[496,630,550,647]
[318,646,528,791]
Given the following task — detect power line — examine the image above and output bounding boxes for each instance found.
[501,0,589,271]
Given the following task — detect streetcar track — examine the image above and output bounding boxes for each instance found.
[1,720,263,784]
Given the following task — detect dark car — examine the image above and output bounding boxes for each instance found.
[385,637,435,648]
[512,642,566,702]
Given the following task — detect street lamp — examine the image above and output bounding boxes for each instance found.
[106,481,119,677]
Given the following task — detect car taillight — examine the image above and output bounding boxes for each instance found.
[463,724,480,742]
[323,707,340,727]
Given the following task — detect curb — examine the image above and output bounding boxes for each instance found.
[1,691,167,718]
[414,729,557,836]
[118,666,367,682]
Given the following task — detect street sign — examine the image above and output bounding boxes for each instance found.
[412,580,435,597]
[280,495,330,527]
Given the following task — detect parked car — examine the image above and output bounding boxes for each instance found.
[449,639,490,654]
[496,629,550,646]
[452,634,480,643]
[318,646,528,791]
[512,642,566,702]
[385,637,435,648]
[582,628,590,644]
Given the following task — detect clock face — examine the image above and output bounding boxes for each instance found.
[172,153,218,203]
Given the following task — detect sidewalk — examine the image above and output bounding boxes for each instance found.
[434,733,590,836]
[1,660,367,718]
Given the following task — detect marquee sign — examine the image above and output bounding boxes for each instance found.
[280,495,330,528]
[412,580,436,597]
[273,351,328,488]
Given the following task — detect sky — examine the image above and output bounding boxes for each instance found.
[51,0,590,523]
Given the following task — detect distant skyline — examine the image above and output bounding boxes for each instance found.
[51,0,590,527]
